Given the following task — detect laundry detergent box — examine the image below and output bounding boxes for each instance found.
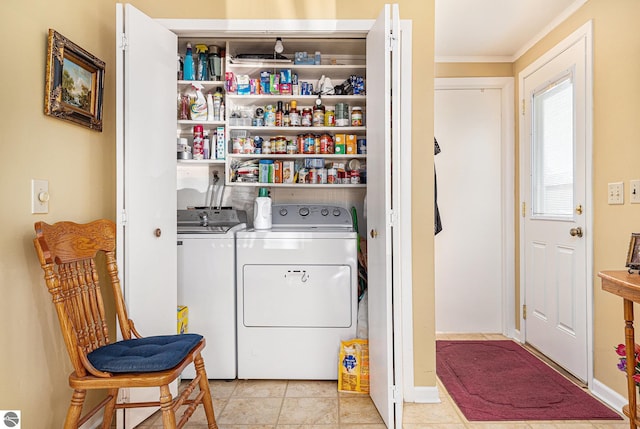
[177,305,188,334]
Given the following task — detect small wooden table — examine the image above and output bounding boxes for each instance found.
[599,270,640,429]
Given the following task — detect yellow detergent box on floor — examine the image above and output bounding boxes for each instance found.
[177,305,188,334]
[338,339,369,394]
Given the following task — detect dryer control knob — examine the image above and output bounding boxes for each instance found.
[299,207,310,216]
[333,209,341,216]
[279,208,288,216]
[321,208,329,216]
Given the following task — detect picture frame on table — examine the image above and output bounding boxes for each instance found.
[626,233,640,272]
[44,29,105,131]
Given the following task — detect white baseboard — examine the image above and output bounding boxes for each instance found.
[590,378,626,417]
[405,385,441,403]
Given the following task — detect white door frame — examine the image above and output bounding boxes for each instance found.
[434,77,516,338]
[518,21,594,386]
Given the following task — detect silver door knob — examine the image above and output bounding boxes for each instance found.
[569,227,583,238]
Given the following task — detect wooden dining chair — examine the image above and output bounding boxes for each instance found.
[33,219,218,429]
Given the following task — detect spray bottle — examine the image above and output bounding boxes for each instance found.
[195,44,209,81]
[183,42,195,80]
[253,188,272,230]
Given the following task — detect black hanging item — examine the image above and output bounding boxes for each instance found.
[434,138,443,235]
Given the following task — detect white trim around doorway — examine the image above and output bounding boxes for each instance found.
[434,77,516,340]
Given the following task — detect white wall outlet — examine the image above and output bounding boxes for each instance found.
[31,179,49,214]
[608,182,624,205]
[631,180,640,204]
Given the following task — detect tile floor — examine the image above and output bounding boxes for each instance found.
[136,334,629,429]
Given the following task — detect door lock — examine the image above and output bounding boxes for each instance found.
[569,227,583,238]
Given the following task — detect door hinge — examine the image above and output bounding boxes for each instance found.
[388,34,395,51]
[521,99,525,116]
[120,33,128,51]
[523,304,527,320]
[388,210,396,227]
[391,385,400,403]
[121,209,128,226]
[521,202,526,217]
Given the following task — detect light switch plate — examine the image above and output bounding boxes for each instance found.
[31,179,49,214]
[608,182,624,205]
[631,180,640,204]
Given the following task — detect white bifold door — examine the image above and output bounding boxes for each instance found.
[116,4,178,428]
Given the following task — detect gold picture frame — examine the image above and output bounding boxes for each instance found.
[626,233,640,272]
[44,29,105,131]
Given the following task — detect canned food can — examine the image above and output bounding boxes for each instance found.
[319,133,332,154]
[350,170,361,184]
[357,138,367,154]
[275,136,287,154]
[324,109,335,126]
[351,107,363,126]
[335,103,350,127]
[286,142,298,154]
[304,133,315,154]
[301,108,312,127]
[317,168,327,184]
[327,168,337,184]
[308,168,317,184]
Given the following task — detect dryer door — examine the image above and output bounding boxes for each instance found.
[243,265,353,327]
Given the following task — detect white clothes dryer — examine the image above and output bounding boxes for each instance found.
[236,204,358,380]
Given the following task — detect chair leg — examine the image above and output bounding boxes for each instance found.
[159,384,177,429]
[194,353,218,429]
[64,389,86,429]
[101,388,118,429]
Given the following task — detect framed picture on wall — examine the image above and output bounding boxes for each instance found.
[44,29,105,131]
[626,233,640,272]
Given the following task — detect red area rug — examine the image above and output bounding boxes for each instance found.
[436,340,622,421]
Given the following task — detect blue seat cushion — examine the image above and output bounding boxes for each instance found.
[87,334,203,373]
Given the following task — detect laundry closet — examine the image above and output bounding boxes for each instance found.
[115,4,411,428]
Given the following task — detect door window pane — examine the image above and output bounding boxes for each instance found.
[531,76,574,218]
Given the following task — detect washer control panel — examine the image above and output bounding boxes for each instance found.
[271,204,353,228]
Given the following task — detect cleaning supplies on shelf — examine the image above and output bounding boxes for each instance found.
[183,42,195,81]
[253,188,272,230]
[195,44,209,81]
[189,82,207,120]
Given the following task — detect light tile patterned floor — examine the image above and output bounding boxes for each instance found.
[135,334,628,429]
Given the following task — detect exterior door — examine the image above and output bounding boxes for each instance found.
[521,28,590,382]
[367,4,401,428]
[116,3,177,427]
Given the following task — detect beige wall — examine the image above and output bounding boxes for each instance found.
[0,1,434,426]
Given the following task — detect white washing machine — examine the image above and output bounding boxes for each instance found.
[177,209,247,379]
[236,204,358,380]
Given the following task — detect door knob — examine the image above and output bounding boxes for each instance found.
[155,228,162,237]
[569,227,583,238]
[370,229,378,239]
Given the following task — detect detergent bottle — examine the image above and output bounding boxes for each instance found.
[253,188,272,230]
[183,42,195,80]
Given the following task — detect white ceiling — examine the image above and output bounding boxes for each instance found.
[435,0,587,62]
